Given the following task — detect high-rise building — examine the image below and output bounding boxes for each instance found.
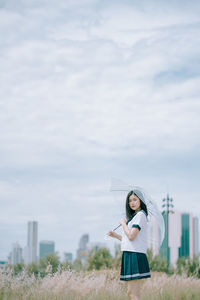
[79,234,89,250]
[39,241,55,259]
[77,234,89,263]
[193,217,199,255]
[147,216,162,256]
[168,211,182,266]
[11,242,23,265]
[179,213,190,258]
[26,221,38,264]
[23,246,30,265]
[159,211,199,267]
[0,261,7,269]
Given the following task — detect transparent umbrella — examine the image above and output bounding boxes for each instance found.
[104,177,165,248]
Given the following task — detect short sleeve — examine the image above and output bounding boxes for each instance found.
[131,211,146,231]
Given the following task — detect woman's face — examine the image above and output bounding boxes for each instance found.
[129,194,141,212]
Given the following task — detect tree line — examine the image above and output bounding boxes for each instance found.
[7,245,200,279]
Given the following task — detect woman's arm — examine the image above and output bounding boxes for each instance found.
[107,231,122,241]
[120,219,139,241]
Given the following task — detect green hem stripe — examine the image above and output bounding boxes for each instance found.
[120,274,151,281]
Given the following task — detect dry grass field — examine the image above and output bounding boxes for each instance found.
[0,268,200,300]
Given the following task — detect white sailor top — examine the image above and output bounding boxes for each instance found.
[121,210,148,254]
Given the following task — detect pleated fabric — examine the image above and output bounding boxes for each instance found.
[120,251,151,281]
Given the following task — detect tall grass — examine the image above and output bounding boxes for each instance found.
[0,268,200,300]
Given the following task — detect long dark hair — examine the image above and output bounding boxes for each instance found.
[126,190,148,219]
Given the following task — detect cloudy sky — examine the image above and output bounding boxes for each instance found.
[1,0,200,261]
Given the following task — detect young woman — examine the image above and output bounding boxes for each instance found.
[107,190,151,300]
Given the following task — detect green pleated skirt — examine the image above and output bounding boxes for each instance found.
[120,251,151,281]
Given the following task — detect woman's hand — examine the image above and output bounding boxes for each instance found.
[107,230,122,241]
[107,230,116,238]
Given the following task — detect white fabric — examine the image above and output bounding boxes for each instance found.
[121,210,148,254]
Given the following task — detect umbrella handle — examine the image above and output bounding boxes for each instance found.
[113,224,122,231]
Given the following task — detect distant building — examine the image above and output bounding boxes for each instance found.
[159,211,199,267]
[64,252,73,263]
[76,234,89,263]
[23,246,30,265]
[79,234,89,250]
[0,261,7,269]
[24,221,38,264]
[11,242,23,265]
[179,213,191,258]
[147,216,162,256]
[193,217,199,256]
[39,241,55,259]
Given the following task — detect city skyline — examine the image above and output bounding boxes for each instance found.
[3,204,200,264]
[1,0,200,261]
[6,221,61,264]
